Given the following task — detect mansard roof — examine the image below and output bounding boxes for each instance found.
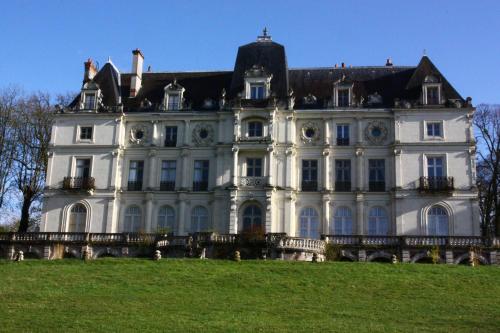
[67,37,469,112]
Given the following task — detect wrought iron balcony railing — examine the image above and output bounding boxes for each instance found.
[193,181,208,191]
[127,181,143,191]
[419,176,454,192]
[301,180,318,192]
[240,177,267,187]
[336,138,349,146]
[335,181,351,192]
[369,181,385,192]
[160,181,175,191]
[62,177,95,191]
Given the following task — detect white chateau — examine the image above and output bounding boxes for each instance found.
[41,31,480,239]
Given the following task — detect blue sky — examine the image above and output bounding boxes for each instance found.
[1,0,499,104]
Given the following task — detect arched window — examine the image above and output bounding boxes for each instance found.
[191,206,209,233]
[299,207,320,239]
[427,206,449,236]
[333,207,353,235]
[157,205,175,232]
[368,207,388,235]
[68,203,87,232]
[242,204,262,233]
[248,121,263,137]
[124,206,142,232]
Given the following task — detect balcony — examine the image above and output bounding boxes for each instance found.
[240,177,267,188]
[301,180,318,192]
[164,140,177,147]
[419,177,454,193]
[62,177,95,191]
[193,181,208,191]
[160,181,175,191]
[369,181,385,192]
[335,181,351,192]
[127,181,143,191]
[336,138,349,146]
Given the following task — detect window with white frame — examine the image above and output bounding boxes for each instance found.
[124,206,142,232]
[423,75,442,105]
[368,207,389,235]
[191,206,209,232]
[246,158,262,177]
[75,158,91,178]
[83,93,96,110]
[427,156,444,178]
[157,205,175,232]
[167,93,180,110]
[427,206,449,236]
[250,83,265,99]
[426,122,442,138]
[337,88,350,107]
[68,203,87,232]
[242,205,263,233]
[163,81,185,111]
[248,121,263,137]
[244,65,272,99]
[79,126,93,141]
[299,207,320,239]
[333,206,353,235]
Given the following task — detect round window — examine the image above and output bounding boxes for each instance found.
[135,130,144,139]
[305,128,315,138]
[371,127,382,137]
[199,129,208,139]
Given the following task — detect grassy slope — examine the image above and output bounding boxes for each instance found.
[0,259,499,333]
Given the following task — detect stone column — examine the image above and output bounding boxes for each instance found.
[215,148,224,187]
[144,193,154,232]
[232,147,239,186]
[108,150,120,190]
[355,148,364,191]
[183,120,190,146]
[393,148,402,189]
[356,193,364,235]
[229,195,238,234]
[177,194,187,235]
[285,148,295,189]
[151,120,159,146]
[147,149,157,190]
[267,146,274,186]
[356,117,363,144]
[323,119,330,145]
[322,196,330,236]
[284,192,296,236]
[323,149,330,191]
[180,149,190,189]
[265,191,273,233]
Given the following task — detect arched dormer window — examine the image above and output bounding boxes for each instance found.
[163,80,185,111]
[422,75,442,105]
[80,81,101,111]
[244,65,272,100]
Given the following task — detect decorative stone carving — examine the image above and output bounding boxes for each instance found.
[364,121,388,144]
[192,123,214,145]
[15,250,24,261]
[153,250,162,261]
[300,121,320,144]
[129,124,150,145]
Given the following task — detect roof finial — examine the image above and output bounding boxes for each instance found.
[257,27,272,42]
[423,49,427,56]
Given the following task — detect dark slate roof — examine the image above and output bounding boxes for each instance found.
[66,40,467,112]
[229,40,289,98]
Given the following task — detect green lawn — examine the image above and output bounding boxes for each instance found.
[0,259,499,333]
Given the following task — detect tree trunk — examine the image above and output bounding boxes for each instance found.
[18,196,32,232]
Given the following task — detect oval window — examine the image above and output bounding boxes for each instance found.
[305,128,315,138]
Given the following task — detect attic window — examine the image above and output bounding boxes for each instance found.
[422,75,442,105]
[163,80,185,111]
[83,93,96,110]
[167,93,180,110]
[244,65,272,100]
[337,89,350,107]
[250,84,265,99]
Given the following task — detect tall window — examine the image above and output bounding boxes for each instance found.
[242,205,262,233]
[336,124,349,145]
[248,121,263,137]
[157,206,175,232]
[191,206,209,232]
[333,207,353,235]
[368,207,388,235]
[335,160,351,191]
[79,126,93,140]
[160,160,176,191]
[68,203,87,232]
[193,160,209,191]
[427,157,444,177]
[167,93,180,110]
[337,89,349,107]
[128,160,144,191]
[302,160,318,191]
[250,84,265,99]
[299,207,320,239]
[369,159,385,192]
[246,158,262,177]
[165,126,177,147]
[75,158,91,178]
[426,86,439,105]
[426,122,442,137]
[427,206,449,236]
[84,93,96,110]
[124,206,142,232]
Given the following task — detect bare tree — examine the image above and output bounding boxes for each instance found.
[474,104,500,237]
[12,92,54,232]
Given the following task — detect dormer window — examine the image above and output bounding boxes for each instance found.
[250,84,265,99]
[83,93,96,110]
[163,80,185,111]
[333,78,353,108]
[422,75,442,105]
[338,89,350,107]
[79,81,101,111]
[244,65,272,100]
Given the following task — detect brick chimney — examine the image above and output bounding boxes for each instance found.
[386,57,393,66]
[83,58,98,83]
[130,49,144,97]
